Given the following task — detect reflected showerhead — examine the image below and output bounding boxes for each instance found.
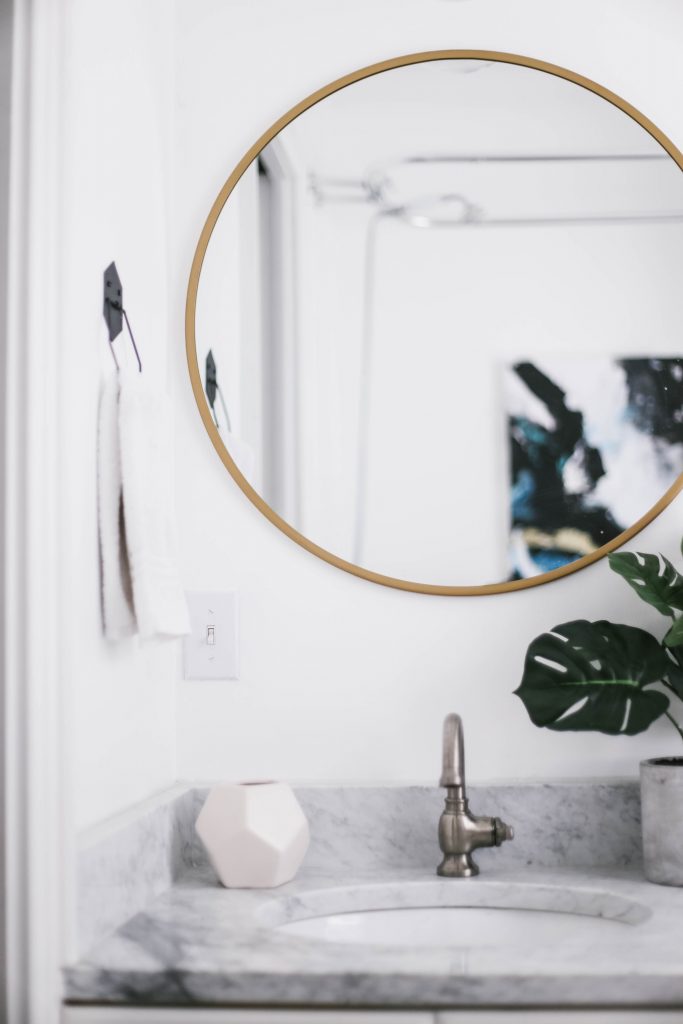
[387,193,483,228]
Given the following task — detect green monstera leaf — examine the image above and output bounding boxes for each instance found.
[664,617,683,649]
[515,619,670,735]
[608,552,683,617]
[662,649,683,699]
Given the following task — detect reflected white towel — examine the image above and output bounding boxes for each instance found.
[98,378,137,640]
[118,372,191,639]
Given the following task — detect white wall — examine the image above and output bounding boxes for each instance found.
[60,0,179,829]
[172,0,683,787]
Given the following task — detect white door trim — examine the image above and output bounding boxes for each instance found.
[4,0,68,1021]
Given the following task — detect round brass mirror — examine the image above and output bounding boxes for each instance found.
[186,50,683,595]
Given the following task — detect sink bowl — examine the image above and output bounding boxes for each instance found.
[261,880,650,949]
[277,904,635,948]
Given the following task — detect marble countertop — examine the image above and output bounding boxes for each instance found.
[64,861,683,1009]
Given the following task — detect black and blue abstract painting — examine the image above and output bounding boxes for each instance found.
[504,356,683,580]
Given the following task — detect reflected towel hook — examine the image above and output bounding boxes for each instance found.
[103,261,142,373]
[205,349,232,432]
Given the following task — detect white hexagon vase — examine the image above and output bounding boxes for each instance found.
[195,781,310,888]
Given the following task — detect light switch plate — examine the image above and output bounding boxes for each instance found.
[184,591,238,680]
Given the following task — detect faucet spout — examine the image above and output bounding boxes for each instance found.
[439,712,465,794]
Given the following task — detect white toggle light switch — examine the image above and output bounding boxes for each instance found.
[184,592,238,680]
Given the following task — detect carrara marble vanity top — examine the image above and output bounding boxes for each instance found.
[64,783,683,1015]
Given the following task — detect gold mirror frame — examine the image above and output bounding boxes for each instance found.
[186,49,683,596]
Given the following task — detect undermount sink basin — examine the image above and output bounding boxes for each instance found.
[277,904,635,948]
[262,880,650,949]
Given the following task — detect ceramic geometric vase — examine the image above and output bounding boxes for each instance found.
[195,781,310,888]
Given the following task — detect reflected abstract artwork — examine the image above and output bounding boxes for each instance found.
[505,356,683,579]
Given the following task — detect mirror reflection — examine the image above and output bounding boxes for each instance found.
[194,58,683,588]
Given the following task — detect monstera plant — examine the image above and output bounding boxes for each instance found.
[515,540,683,886]
[515,547,683,741]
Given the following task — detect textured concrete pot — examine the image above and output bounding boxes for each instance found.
[640,757,683,886]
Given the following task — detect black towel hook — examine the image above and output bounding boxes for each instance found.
[103,261,142,373]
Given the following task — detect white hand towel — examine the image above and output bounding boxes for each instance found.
[98,377,137,640]
[118,372,191,640]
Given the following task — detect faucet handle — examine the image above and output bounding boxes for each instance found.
[492,817,515,845]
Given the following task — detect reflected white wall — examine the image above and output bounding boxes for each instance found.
[295,198,683,583]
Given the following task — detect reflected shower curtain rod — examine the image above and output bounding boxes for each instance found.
[311,151,680,222]
[394,152,671,164]
[380,207,683,229]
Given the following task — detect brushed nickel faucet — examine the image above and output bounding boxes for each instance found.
[437,713,514,877]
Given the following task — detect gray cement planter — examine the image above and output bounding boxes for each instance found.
[641,757,683,886]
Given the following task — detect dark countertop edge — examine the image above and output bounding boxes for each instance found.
[62,970,683,1009]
